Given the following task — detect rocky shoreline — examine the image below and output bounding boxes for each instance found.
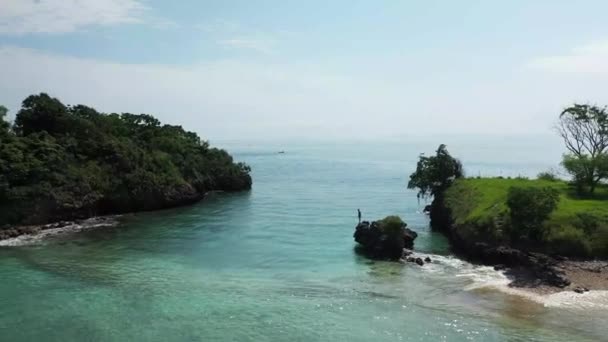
[429,198,608,295]
[353,212,608,296]
[0,216,121,246]
[507,259,608,295]
[0,191,231,245]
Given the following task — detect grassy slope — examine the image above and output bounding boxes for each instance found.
[444,178,608,257]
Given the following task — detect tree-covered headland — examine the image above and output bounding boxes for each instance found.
[0,93,251,227]
[408,104,608,258]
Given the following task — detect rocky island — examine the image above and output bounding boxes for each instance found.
[0,94,252,240]
[354,215,432,266]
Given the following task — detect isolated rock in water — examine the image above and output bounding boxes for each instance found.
[354,216,418,260]
[424,257,432,263]
[415,258,424,266]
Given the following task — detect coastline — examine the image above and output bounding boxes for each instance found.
[508,259,608,295]
[0,216,121,247]
[426,193,608,296]
[0,190,229,246]
[446,233,608,296]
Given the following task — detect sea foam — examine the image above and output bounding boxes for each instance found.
[415,252,608,310]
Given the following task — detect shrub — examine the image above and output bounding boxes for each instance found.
[546,225,591,257]
[574,213,602,235]
[537,171,559,181]
[590,227,608,257]
[506,186,560,241]
[378,215,406,235]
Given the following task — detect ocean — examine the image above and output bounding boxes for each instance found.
[0,139,607,341]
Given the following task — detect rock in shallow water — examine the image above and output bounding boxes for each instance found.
[353,219,418,260]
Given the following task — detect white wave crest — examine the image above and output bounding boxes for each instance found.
[414,252,608,310]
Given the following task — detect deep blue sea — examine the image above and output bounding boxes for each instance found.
[1,139,607,341]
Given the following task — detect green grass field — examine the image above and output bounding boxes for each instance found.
[444,177,608,257]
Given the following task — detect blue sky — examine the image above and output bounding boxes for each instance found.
[1,0,608,141]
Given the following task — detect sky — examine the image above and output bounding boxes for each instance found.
[1,0,608,142]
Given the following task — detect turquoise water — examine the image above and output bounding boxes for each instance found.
[1,141,607,341]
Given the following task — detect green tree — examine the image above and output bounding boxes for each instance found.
[14,93,69,136]
[408,144,463,199]
[557,104,608,194]
[507,186,560,241]
[562,154,608,194]
[0,93,252,226]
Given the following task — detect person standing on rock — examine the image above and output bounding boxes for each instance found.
[357,209,362,223]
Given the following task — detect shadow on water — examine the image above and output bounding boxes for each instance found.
[3,243,129,287]
[2,192,254,287]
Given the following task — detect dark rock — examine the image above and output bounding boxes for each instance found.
[542,270,571,288]
[402,249,413,257]
[415,258,424,266]
[406,257,416,263]
[354,220,418,261]
[423,205,432,214]
[478,244,528,266]
[424,257,432,263]
[494,264,507,271]
[19,226,40,235]
[403,228,418,249]
[574,286,585,294]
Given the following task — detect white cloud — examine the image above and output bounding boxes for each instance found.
[0,45,371,139]
[0,45,592,141]
[529,41,608,74]
[0,0,146,34]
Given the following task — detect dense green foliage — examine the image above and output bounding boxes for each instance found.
[444,178,608,257]
[0,93,251,226]
[407,144,463,199]
[558,104,608,195]
[537,170,559,182]
[562,153,608,194]
[506,186,560,241]
[377,215,406,235]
